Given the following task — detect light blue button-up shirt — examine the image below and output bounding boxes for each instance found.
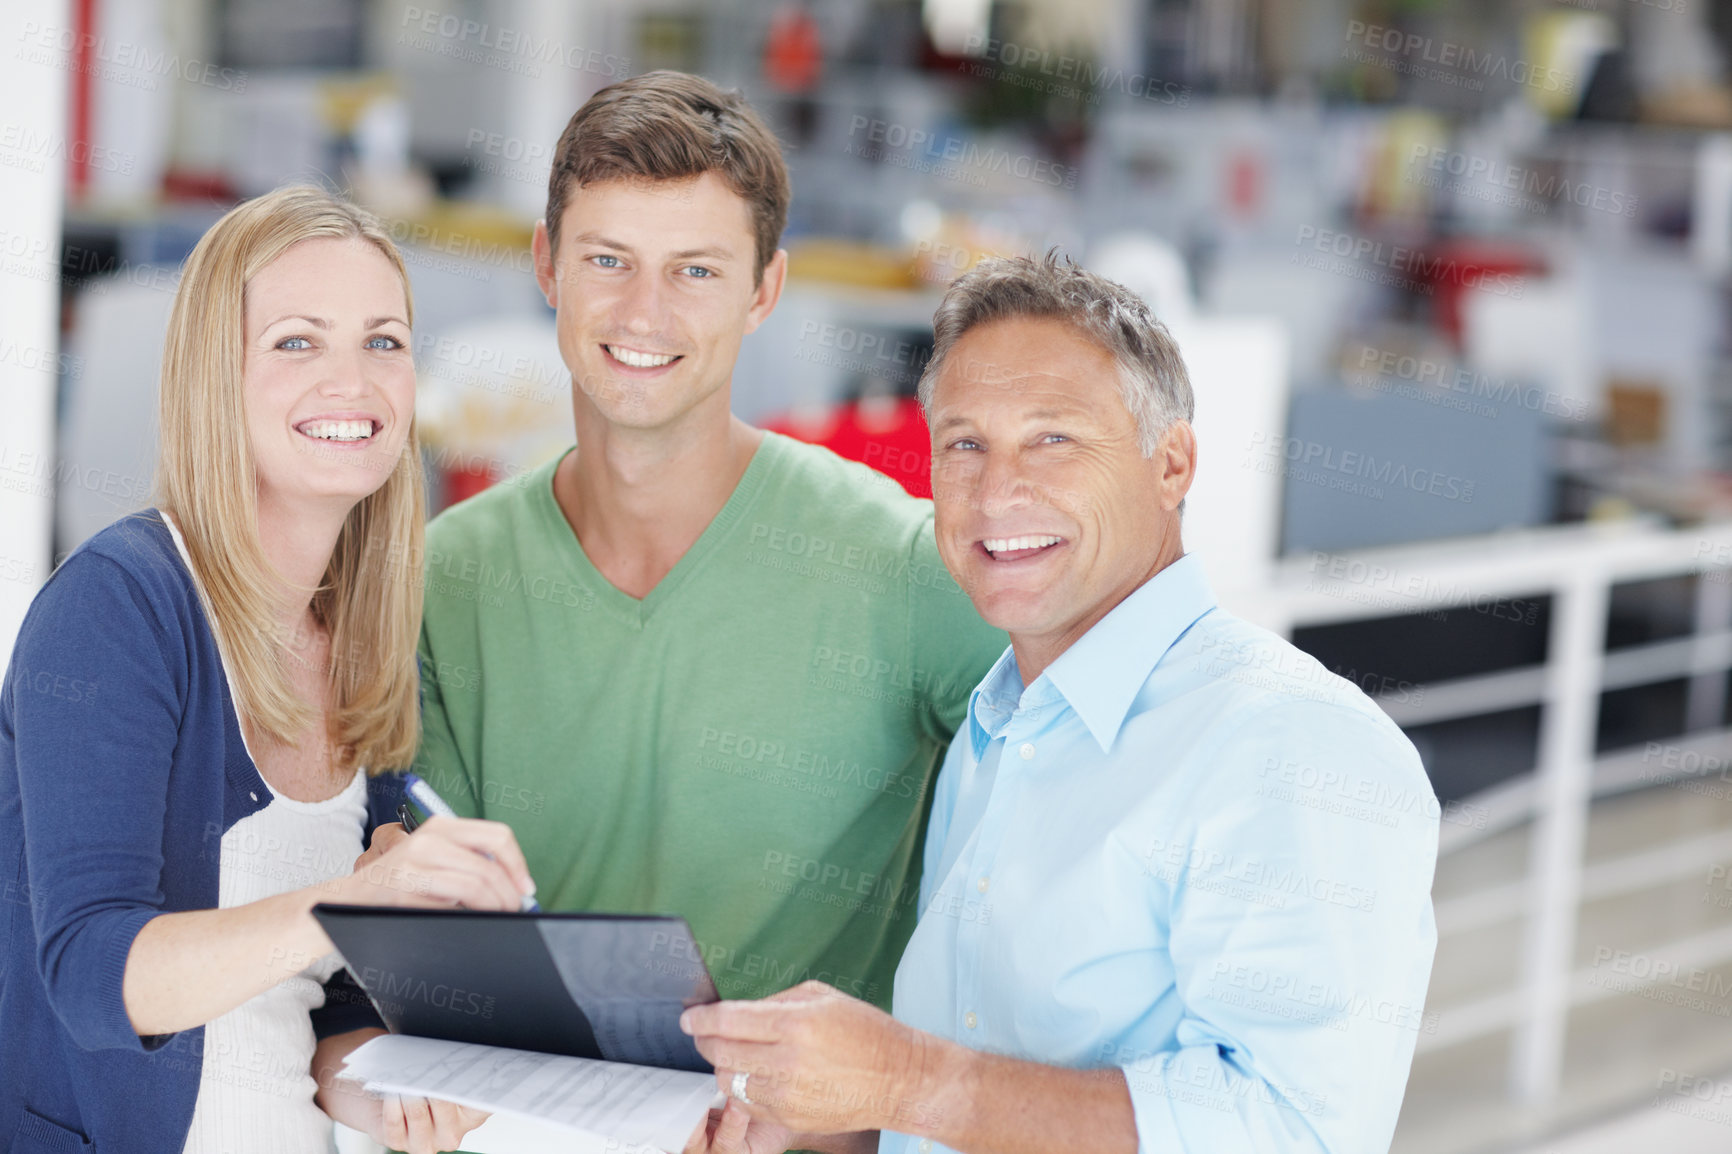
[880,554,1439,1154]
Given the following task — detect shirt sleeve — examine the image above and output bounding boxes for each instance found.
[8,554,185,1053]
[903,514,1007,746]
[1121,699,1439,1154]
[412,621,481,820]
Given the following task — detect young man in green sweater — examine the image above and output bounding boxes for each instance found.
[412,71,1006,1018]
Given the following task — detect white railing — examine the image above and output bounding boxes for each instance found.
[1232,515,1732,1106]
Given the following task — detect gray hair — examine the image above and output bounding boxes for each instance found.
[916,250,1193,456]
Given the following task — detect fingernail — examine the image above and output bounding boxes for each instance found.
[680,1010,694,1033]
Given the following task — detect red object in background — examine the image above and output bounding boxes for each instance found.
[68,0,96,201]
[764,397,933,499]
[161,168,239,203]
[436,395,931,514]
[1418,239,1547,344]
[1226,150,1262,219]
[444,463,497,508]
[764,3,822,94]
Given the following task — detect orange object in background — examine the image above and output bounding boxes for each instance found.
[1605,379,1667,446]
[764,396,933,498]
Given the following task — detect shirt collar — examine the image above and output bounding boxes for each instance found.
[967,553,1217,758]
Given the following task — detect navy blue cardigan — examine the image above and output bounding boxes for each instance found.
[0,511,403,1152]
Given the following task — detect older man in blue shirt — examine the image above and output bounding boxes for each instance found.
[681,253,1439,1154]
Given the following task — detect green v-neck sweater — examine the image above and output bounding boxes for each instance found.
[415,433,1008,1008]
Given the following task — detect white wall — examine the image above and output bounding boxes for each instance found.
[0,1,70,664]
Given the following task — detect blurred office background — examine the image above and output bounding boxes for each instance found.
[11,0,1732,1149]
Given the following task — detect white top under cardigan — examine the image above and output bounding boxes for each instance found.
[162,513,368,1154]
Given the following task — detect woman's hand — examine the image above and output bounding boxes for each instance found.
[122,810,534,1036]
[351,819,408,876]
[315,1029,491,1154]
[375,1092,491,1154]
[330,815,535,912]
[682,1098,796,1154]
[681,981,942,1136]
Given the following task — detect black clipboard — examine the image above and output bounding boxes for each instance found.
[311,904,720,1073]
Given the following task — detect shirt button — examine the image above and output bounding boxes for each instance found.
[919,1142,932,1154]
[977,876,990,893]
[964,1011,978,1029]
[1019,742,1035,760]
[248,791,258,802]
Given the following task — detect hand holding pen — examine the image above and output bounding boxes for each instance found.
[398,774,541,912]
[335,774,539,913]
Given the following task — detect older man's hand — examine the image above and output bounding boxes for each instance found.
[680,981,948,1137]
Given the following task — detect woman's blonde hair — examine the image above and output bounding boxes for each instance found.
[156,185,424,774]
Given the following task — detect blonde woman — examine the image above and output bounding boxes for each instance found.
[0,186,534,1154]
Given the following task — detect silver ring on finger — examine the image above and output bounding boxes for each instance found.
[730,1070,751,1104]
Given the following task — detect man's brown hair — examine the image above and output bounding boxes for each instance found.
[544,70,791,284]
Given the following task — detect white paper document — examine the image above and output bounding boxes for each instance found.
[340,1034,723,1153]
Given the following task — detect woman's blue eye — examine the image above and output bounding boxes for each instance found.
[279,336,312,350]
[952,438,982,451]
[366,335,403,350]
[1042,434,1068,444]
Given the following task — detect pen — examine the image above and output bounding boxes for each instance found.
[400,773,541,912]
